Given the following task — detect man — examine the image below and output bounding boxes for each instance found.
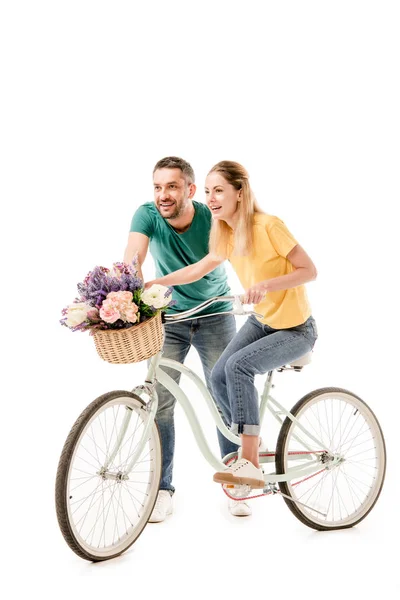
[124,157,252,520]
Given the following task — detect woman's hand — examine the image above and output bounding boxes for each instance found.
[242,283,268,305]
[144,280,156,290]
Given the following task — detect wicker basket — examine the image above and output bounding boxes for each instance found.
[92,312,164,364]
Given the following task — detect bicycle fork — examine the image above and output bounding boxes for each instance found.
[98,385,158,480]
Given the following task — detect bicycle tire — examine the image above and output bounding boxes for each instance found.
[275,387,386,531]
[55,390,162,561]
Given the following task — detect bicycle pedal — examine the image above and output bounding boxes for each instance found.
[223,483,252,497]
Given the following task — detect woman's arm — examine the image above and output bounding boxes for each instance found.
[242,244,317,304]
[145,253,224,288]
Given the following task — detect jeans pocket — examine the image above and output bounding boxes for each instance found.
[304,317,318,348]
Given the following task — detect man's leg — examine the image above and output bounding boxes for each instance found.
[155,320,191,494]
[191,314,238,458]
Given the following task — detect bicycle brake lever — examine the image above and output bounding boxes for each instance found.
[232,295,263,319]
[232,295,246,314]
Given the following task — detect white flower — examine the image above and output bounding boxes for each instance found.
[65,302,90,327]
[141,284,171,309]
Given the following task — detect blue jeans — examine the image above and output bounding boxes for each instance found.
[210,315,318,435]
[155,313,237,494]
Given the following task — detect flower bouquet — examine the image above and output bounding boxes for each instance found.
[61,257,174,364]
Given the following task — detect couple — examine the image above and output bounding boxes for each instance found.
[124,156,318,521]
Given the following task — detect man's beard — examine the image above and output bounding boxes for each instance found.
[156,201,184,220]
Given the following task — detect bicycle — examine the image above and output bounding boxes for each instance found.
[55,296,386,561]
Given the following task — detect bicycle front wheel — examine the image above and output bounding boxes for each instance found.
[275,387,386,531]
[55,390,162,561]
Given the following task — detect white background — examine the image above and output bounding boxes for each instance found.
[1,1,399,597]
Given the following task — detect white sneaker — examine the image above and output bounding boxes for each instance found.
[228,498,252,517]
[149,490,173,523]
[226,483,252,517]
[213,459,264,489]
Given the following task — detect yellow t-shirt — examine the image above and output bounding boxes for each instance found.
[227,213,311,328]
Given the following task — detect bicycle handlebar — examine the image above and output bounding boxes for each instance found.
[163,295,263,323]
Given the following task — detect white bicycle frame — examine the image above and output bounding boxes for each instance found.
[107,296,332,488]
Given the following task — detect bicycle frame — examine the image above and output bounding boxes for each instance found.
[104,294,328,487]
[123,351,329,486]
[58,295,387,555]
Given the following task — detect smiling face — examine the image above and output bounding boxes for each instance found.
[205,172,241,225]
[153,168,194,220]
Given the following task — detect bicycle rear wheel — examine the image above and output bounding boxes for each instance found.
[275,387,386,530]
[55,390,161,561]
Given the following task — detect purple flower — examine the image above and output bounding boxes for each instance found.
[77,264,144,308]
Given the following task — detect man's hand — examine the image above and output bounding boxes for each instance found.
[241,282,268,305]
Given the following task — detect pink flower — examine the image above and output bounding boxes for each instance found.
[100,304,121,323]
[100,291,139,324]
[124,309,138,324]
[107,291,133,304]
[126,301,138,313]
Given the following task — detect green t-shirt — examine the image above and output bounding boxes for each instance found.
[130,201,232,315]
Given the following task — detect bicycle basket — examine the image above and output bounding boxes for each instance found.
[92,312,164,364]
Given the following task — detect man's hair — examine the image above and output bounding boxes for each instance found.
[153,156,195,184]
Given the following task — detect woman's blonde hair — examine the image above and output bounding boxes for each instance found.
[208,161,263,257]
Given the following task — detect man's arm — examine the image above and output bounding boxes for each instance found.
[123,232,150,281]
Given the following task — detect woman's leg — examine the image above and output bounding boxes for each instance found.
[210,315,265,431]
[225,326,316,448]
[213,318,318,486]
[241,434,261,467]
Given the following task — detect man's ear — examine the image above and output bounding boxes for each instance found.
[188,183,197,198]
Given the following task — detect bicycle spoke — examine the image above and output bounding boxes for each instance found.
[345,446,377,460]
[122,482,146,516]
[70,475,98,493]
[78,442,103,468]
[75,454,101,472]
[76,481,110,533]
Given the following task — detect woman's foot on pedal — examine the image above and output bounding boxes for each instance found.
[149,490,173,523]
[213,458,264,489]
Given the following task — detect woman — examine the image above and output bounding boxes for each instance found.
[146,161,318,488]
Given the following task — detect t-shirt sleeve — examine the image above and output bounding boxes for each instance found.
[267,218,298,258]
[129,205,155,239]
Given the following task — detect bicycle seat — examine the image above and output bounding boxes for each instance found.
[277,351,313,372]
[290,352,312,367]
